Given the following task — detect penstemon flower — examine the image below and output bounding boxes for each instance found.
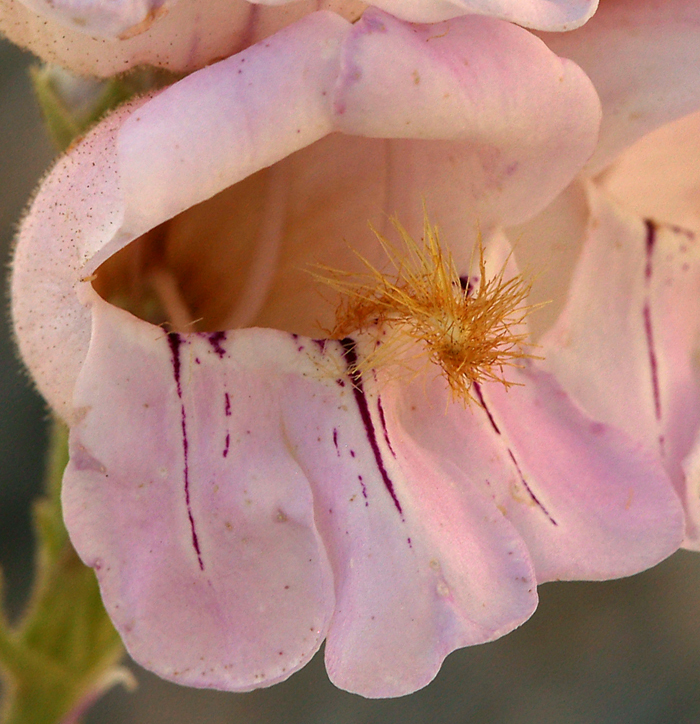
[9,0,699,700]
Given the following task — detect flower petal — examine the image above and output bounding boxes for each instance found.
[478,368,684,580]
[0,0,364,76]
[282,339,536,696]
[333,9,600,229]
[116,8,600,243]
[540,186,700,547]
[15,0,173,38]
[390,345,683,582]
[63,295,336,690]
[11,10,348,419]
[504,180,590,338]
[12,100,133,421]
[389,230,683,581]
[310,0,598,30]
[539,0,700,173]
[601,109,700,235]
[115,9,348,239]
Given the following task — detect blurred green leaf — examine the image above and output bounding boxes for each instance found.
[31,64,182,152]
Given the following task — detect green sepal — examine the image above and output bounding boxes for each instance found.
[31,64,182,152]
[0,422,128,724]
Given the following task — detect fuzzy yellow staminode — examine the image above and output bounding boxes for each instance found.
[318,217,539,405]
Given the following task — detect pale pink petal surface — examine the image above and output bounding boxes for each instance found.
[399,367,683,582]
[1,0,598,76]
[64,293,539,694]
[540,187,700,548]
[283,337,536,695]
[116,9,600,235]
[0,0,366,76]
[509,0,700,549]
[392,235,683,582]
[261,0,599,28]
[602,110,700,235]
[16,0,173,37]
[66,298,336,690]
[539,0,700,173]
[479,368,684,579]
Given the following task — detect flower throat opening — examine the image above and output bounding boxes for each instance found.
[93,175,537,403]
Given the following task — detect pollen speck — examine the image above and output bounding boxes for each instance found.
[317,215,540,405]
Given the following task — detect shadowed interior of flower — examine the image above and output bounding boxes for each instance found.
[91,138,409,339]
[90,135,516,346]
[316,216,540,405]
[91,162,539,407]
[92,168,275,333]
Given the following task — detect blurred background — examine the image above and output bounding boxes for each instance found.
[2,36,700,724]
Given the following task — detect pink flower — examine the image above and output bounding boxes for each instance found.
[10,2,695,698]
[0,0,598,76]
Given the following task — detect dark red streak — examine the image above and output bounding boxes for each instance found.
[340,338,403,517]
[168,333,205,570]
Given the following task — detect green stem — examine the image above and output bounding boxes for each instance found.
[0,421,126,724]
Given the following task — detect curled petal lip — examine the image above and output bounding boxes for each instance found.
[114,9,601,239]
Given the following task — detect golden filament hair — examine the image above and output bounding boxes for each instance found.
[317,216,539,405]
